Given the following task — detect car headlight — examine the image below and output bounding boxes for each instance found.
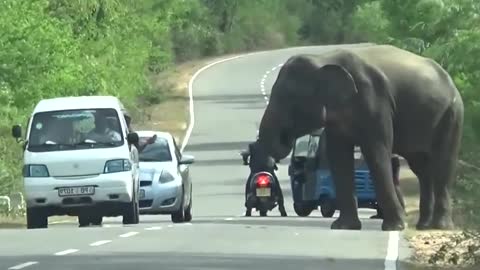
[104,159,132,173]
[159,170,175,183]
[23,164,49,177]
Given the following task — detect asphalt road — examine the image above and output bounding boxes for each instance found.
[1,45,412,270]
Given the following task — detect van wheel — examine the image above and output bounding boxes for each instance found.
[26,208,48,229]
[123,189,139,225]
[78,214,90,227]
[171,188,185,223]
[91,215,103,226]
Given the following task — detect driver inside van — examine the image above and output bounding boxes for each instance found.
[84,111,122,143]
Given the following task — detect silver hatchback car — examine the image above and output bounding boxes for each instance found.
[136,131,195,223]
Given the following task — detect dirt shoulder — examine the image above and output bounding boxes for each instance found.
[399,168,480,269]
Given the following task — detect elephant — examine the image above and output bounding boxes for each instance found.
[257,44,464,231]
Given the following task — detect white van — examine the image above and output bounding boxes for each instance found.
[11,96,141,229]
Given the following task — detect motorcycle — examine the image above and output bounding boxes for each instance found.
[241,151,281,216]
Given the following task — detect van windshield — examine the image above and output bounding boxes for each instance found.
[27,108,124,152]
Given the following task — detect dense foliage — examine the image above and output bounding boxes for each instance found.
[1,0,479,231]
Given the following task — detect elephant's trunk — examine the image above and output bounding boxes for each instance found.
[258,105,293,160]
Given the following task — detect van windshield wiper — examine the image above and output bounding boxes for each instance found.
[75,140,118,147]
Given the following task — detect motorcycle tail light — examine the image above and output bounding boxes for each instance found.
[255,174,271,188]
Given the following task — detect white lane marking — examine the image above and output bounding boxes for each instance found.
[145,226,163,231]
[89,240,112,247]
[49,220,70,224]
[384,231,400,270]
[182,52,261,152]
[8,262,38,270]
[54,249,79,256]
[119,231,139,238]
[224,217,234,221]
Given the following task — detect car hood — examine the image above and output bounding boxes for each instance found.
[138,162,176,181]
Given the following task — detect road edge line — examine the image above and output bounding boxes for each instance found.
[181,51,265,152]
[385,231,400,270]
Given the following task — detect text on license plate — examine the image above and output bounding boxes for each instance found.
[58,186,95,197]
[256,187,271,197]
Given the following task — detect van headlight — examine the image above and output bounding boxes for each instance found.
[104,159,132,173]
[23,164,49,177]
[159,170,175,183]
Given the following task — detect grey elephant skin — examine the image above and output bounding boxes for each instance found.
[258,44,464,232]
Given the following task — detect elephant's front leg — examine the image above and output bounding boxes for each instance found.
[362,144,406,231]
[326,132,360,230]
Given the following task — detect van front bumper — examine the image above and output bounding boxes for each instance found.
[24,171,135,212]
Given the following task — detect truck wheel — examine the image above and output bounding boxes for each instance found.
[293,203,313,217]
[26,208,48,229]
[320,200,336,217]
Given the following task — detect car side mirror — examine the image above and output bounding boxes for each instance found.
[12,125,22,140]
[179,154,195,165]
[127,132,139,145]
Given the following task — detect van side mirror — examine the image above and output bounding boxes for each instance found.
[12,125,22,140]
[127,132,139,145]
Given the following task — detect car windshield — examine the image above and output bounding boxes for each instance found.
[138,136,172,162]
[27,108,124,152]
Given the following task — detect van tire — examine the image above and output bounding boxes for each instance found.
[123,189,139,225]
[26,208,48,229]
[320,200,336,217]
[293,203,313,217]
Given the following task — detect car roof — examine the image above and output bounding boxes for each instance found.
[32,96,126,114]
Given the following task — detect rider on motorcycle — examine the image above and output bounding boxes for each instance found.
[241,138,287,217]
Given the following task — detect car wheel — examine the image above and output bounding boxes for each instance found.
[259,210,267,217]
[293,203,314,217]
[184,188,192,222]
[26,208,48,229]
[123,188,139,225]
[320,200,336,218]
[171,187,185,223]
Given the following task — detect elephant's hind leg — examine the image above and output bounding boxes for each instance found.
[405,153,433,230]
[429,104,463,230]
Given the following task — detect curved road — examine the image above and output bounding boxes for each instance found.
[1,45,411,270]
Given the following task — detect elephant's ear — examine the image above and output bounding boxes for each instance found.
[315,64,359,108]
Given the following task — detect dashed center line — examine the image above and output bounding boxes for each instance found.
[119,231,139,238]
[145,226,163,231]
[90,240,112,246]
[8,261,38,270]
[54,249,79,256]
[260,63,284,104]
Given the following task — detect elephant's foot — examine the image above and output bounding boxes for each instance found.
[331,217,361,230]
[430,215,455,230]
[382,213,406,231]
[415,221,432,230]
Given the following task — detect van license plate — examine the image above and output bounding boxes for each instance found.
[58,186,95,197]
[256,188,271,197]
